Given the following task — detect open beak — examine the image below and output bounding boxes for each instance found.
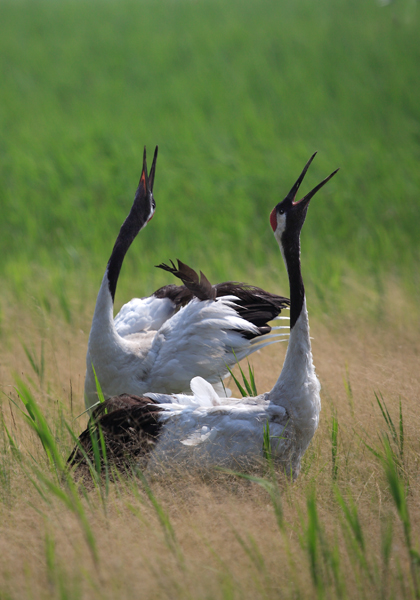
[288,153,339,211]
[138,145,159,197]
[139,146,149,194]
[149,146,158,193]
[286,152,317,203]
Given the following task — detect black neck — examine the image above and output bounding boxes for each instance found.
[107,208,147,303]
[281,232,305,329]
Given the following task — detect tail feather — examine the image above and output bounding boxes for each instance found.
[156,260,216,301]
[156,259,290,340]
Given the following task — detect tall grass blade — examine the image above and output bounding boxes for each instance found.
[90,423,110,508]
[236,362,253,396]
[262,420,272,462]
[12,378,59,470]
[334,487,365,554]
[219,377,228,398]
[399,398,404,463]
[343,362,354,417]
[90,424,102,476]
[299,489,346,597]
[383,439,409,544]
[262,419,288,469]
[247,362,258,396]
[68,417,110,510]
[91,363,105,405]
[44,529,56,589]
[12,379,98,565]
[305,490,324,596]
[381,514,393,598]
[58,286,72,324]
[377,393,407,483]
[65,422,102,485]
[331,412,338,481]
[2,419,21,461]
[134,467,185,568]
[375,391,399,450]
[226,352,258,398]
[381,436,418,597]
[223,468,284,532]
[33,464,98,565]
[226,365,247,397]
[363,393,407,485]
[21,341,45,386]
[359,434,382,461]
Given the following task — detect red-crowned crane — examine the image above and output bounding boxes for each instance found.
[84,147,289,411]
[73,154,338,479]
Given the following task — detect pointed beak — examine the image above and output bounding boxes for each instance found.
[149,146,158,193]
[139,146,150,195]
[285,152,318,203]
[294,167,340,210]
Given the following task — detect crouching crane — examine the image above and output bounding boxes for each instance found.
[71,153,338,479]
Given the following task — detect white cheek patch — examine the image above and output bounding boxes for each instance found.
[140,205,155,231]
[275,213,287,237]
[145,203,155,225]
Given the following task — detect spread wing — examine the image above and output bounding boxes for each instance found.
[157,259,290,336]
[142,296,268,392]
[107,264,289,399]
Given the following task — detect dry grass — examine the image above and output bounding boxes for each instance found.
[0,295,419,599]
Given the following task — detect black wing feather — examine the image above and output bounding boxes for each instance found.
[155,259,290,338]
[68,394,163,474]
[156,259,216,301]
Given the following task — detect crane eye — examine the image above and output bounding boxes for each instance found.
[279,208,284,215]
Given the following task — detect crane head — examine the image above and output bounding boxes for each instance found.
[134,145,159,227]
[270,153,339,242]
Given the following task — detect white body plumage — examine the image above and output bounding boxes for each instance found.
[141,301,319,478]
[85,273,283,408]
[84,148,289,410]
[73,152,338,479]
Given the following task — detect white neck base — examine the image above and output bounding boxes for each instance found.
[269,299,320,447]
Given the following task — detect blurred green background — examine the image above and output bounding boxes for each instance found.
[1,0,419,323]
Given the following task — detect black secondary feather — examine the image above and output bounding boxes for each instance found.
[68,394,163,473]
[156,259,290,337]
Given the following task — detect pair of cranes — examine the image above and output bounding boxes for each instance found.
[70,148,338,478]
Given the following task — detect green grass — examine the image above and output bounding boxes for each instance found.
[0,0,419,321]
